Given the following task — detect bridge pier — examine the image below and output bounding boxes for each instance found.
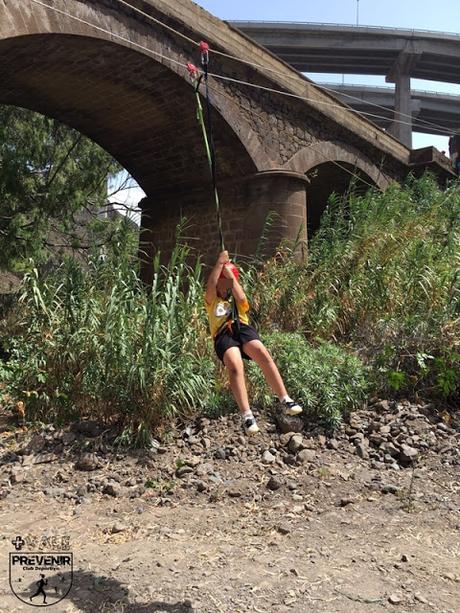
[138,170,308,283]
[241,170,309,260]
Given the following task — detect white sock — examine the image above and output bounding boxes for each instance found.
[242,409,253,420]
[280,395,293,403]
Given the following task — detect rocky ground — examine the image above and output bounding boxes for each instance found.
[0,398,459,612]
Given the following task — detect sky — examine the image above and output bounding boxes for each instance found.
[119,0,460,211]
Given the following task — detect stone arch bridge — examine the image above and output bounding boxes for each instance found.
[0,0,452,280]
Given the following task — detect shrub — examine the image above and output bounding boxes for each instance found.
[245,331,370,428]
[1,222,221,446]
[242,174,460,404]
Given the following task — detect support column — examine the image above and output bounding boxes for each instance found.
[240,169,309,261]
[393,72,412,148]
[386,44,421,148]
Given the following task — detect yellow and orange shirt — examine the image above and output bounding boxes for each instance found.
[204,294,250,339]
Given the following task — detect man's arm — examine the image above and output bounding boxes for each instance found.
[205,250,228,304]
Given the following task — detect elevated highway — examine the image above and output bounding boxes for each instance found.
[324,85,460,136]
[230,21,460,146]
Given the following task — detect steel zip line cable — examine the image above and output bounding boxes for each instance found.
[111,0,459,137]
[29,0,451,137]
[27,0,452,191]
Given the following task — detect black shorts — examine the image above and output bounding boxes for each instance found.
[214,322,261,363]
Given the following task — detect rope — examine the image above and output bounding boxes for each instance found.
[200,43,225,253]
[29,0,450,137]
[189,47,240,331]
[110,0,458,137]
[27,0,454,194]
[28,0,377,195]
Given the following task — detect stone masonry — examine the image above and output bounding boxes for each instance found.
[0,0,453,280]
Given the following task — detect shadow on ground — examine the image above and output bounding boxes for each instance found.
[16,570,194,612]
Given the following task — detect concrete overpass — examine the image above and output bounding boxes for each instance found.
[229,21,460,146]
[323,85,460,137]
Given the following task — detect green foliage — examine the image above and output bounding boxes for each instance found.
[2,173,459,444]
[245,332,369,428]
[241,173,460,403]
[0,105,121,270]
[1,222,221,446]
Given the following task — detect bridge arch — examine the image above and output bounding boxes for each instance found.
[0,0,267,190]
[1,0,433,271]
[288,141,391,237]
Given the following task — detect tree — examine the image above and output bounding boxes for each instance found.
[0,104,123,270]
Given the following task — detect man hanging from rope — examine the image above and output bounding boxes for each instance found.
[204,250,303,435]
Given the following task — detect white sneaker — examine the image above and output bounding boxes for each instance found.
[282,400,303,416]
[243,415,260,435]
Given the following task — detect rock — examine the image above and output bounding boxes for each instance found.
[202,437,211,450]
[214,448,227,460]
[24,434,46,454]
[388,593,402,605]
[196,480,208,492]
[381,484,400,495]
[339,497,354,507]
[327,439,339,450]
[262,450,276,464]
[369,433,384,446]
[399,445,418,464]
[288,434,304,453]
[184,456,201,467]
[355,443,368,459]
[103,482,122,497]
[176,466,194,478]
[76,484,88,496]
[275,414,303,434]
[297,449,316,464]
[110,523,128,534]
[373,399,391,412]
[279,433,294,447]
[227,487,242,498]
[10,469,25,484]
[383,442,400,457]
[70,421,103,437]
[267,476,283,491]
[33,452,58,464]
[75,453,101,471]
[194,462,214,477]
[128,485,146,498]
[414,594,428,604]
[62,432,77,446]
[276,525,290,535]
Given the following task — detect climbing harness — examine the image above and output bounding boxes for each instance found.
[188,44,240,334]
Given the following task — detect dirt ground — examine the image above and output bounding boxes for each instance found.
[0,406,459,613]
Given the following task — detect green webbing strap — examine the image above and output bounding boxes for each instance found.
[188,51,239,331]
[192,76,225,253]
